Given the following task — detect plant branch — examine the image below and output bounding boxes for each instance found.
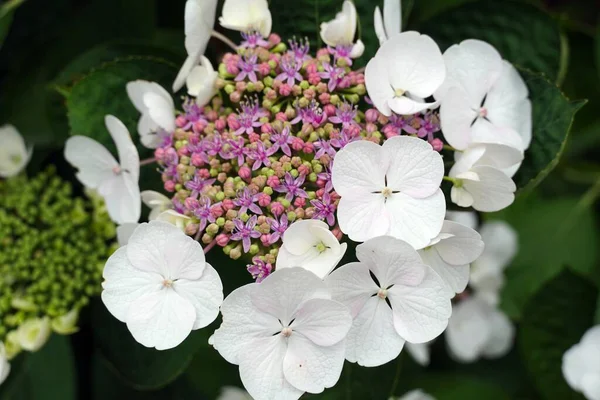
[211,30,238,51]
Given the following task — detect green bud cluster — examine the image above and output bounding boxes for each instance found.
[0,167,117,343]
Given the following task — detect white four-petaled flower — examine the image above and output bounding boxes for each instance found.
[64,115,141,225]
[210,267,352,400]
[332,135,445,249]
[435,39,531,156]
[365,31,446,116]
[418,220,484,296]
[127,80,176,149]
[102,221,223,350]
[276,219,347,279]
[445,295,514,363]
[374,0,401,45]
[327,236,452,367]
[173,0,219,92]
[320,0,365,59]
[219,0,272,38]
[0,124,32,178]
[563,325,600,400]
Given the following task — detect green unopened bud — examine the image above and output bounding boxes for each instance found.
[249,244,259,255]
[272,43,287,53]
[308,172,317,182]
[216,217,225,227]
[206,223,219,235]
[224,84,235,94]
[287,211,297,222]
[229,246,242,260]
[215,191,225,201]
[263,186,273,195]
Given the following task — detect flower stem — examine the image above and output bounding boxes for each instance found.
[443,176,457,185]
[211,30,238,52]
[139,157,156,166]
[443,144,458,152]
[203,239,218,254]
[388,354,403,398]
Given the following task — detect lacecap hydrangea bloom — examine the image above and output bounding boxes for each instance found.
[0,167,117,361]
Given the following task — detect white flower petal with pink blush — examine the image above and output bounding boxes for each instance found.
[365,31,445,116]
[320,1,364,58]
[0,124,32,178]
[64,115,141,224]
[127,80,176,148]
[563,325,600,400]
[374,0,402,45]
[332,136,445,249]
[219,0,272,38]
[102,221,223,350]
[449,145,517,212]
[445,296,514,363]
[0,342,10,386]
[173,0,219,92]
[327,236,452,367]
[141,190,173,221]
[276,219,347,279]
[186,56,219,105]
[418,220,484,296]
[434,39,531,152]
[210,268,352,400]
[470,221,518,306]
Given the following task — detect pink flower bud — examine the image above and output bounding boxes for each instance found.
[306,63,318,74]
[239,166,252,180]
[365,109,379,123]
[164,180,176,192]
[366,122,377,134]
[318,92,330,104]
[258,63,271,76]
[291,137,304,151]
[248,132,260,143]
[222,198,235,211]
[267,175,280,188]
[154,147,165,161]
[176,115,188,128]
[185,223,199,236]
[430,138,444,152]
[268,33,281,45]
[279,84,292,96]
[294,197,306,208]
[227,114,241,130]
[261,234,271,246]
[226,63,239,75]
[198,168,211,179]
[324,104,336,116]
[230,91,241,103]
[185,197,199,210]
[261,123,272,133]
[258,193,271,207]
[332,227,343,240]
[190,153,203,167]
[210,205,224,218]
[270,202,284,216]
[308,73,321,86]
[215,118,226,131]
[298,164,310,176]
[275,112,288,122]
[216,234,230,247]
[303,142,314,153]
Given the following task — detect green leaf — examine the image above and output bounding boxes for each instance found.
[0,0,25,50]
[416,0,566,83]
[90,299,209,391]
[405,374,511,400]
[519,269,597,400]
[514,69,585,192]
[595,293,600,325]
[491,195,599,319]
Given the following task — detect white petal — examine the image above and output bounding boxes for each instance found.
[126,221,184,277]
[283,335,346,393]
[345,297,405,367]
[468,142,524,174]
[156,209,192,230]
[451,186,474,208]
[350,40,365,59]
[445,297,489,362]
[383,136,444,198]
[439,86,478,150]
[0,124,30,178]
[365,55,395,116]
[480,307,514,359]
[162,232,207,280]
[405,342,430,367]
[332,139,387,195]
[185,0,218,57]
[471,120,525,151]
[462,166,516,212]
[217,387,252,400]
[485,61,531,148]
[211,284,282,364]
[563,343,588,390]
[319,0,357,47]
[418,247,468,296]
[385,190,446,250]
[337,192,390,243]
[101,247,163,322]
[383,0,402,38]
[435,220,484,265]
[388,265,452,343]
[581,375,600,400]
[446,210,478,230]
[398,389,436,400]
[116,223,140,246]
[238,335,303,400]
[187,57,218,106]
[326,262,380,318]
[64,136,118,189]
[143,92,176,133]
[388,96,439,116]
[173,53,202,93]
[377,31,446,98]
[126,80,171,115]
[278,242,347,279]
[173,263,223,329]
[281,219,321,255]
[141,190,172,220]
[251,268,330,325]
[105,115,140,181]
[126,289,196,350]
[374,7,387,45]
[472,220,518,281]
[220,0,272,37]
[290,298,352,347]
[356,236,426,288]
[435,39,503,105]
[98,174,141,225]
[0,346,9,385]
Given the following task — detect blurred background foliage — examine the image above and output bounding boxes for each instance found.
[0,0,599,399]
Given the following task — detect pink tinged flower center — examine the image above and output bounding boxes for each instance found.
[112,166,122,175]
[377,288,388,299]
[478,107,488,118]
[162,279,174,288]
[281,327,293,337]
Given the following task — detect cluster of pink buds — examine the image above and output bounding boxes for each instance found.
[155,33,442,281]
